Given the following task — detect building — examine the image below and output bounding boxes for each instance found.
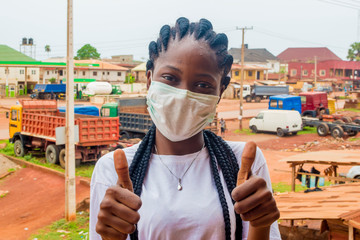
[42,59,128,83]
[0,45,40,96]
[102,55,143,70]
[277,47,342,63]
[131,62,147,82]
[230,64,269,84]
[287,60,360,89]
[229,47,280,73]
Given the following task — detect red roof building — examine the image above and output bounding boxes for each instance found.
[277,47,342,63]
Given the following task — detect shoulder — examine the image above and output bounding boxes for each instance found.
[224,141,267,173]
[90,143,140,187]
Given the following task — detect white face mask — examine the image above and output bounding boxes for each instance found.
[146,77,220,142]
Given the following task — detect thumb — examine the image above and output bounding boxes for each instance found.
[237,141,257,186]
[114,149,133,192]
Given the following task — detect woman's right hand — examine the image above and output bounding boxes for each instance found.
[96,150,142,240]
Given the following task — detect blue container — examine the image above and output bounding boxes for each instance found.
[33,84,66,93]
[58,105,99,116]
[268,95,302,114]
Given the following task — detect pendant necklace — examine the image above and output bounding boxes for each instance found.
[154,144,205,191]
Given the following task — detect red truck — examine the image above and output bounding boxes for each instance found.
[299,92,329,117]
[9,100,119,168]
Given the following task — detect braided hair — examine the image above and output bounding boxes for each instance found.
[129,18,242,240]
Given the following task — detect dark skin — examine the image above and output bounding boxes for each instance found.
[96,35,279,240]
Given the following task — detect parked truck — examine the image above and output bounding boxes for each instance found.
[31,84,66,100]
[268,92,329,117]
[243,85,289,103]
[8,100,119,168]
[100,97,218,139]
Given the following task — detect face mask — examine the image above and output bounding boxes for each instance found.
[146,77,220,142]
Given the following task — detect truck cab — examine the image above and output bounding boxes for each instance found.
[9,105,22,140]
[268,95,302,114]
[299,92,329,117]
[100,102,119,117]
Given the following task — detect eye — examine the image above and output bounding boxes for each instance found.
[162,75,177,82]
[196,82,213,89]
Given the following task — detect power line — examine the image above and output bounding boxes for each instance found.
[318,0,360,9]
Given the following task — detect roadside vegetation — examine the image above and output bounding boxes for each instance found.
[234,128,256,135]
[29,212,89,240]
[297,126,316,135]
[272,181,332,193]
[0,140,94,178]
[338,108,360,113]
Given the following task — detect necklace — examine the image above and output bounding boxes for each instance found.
[154,144,205,191]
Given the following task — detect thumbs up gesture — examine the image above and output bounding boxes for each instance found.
[231,142,280,232]
[96,149,142,240]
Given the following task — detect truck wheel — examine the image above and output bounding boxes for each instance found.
[331,125,344,138]
[46,144,60,164]
[255,96,262,103]
[277,128,285,137]
[354,119,360,125]
[14,140,26,157]
[348,131,358,137]
[317,123,329,136]
[250,125,257,133]
[59,148,66,169]
[120,131,131,140]
[341,117,352,123]
[245,96,252,103]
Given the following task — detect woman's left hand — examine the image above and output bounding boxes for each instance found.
[231,175,280,228]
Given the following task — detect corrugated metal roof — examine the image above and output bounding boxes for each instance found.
[277,47,342,63]
[229,48,278,62]
[0,45,35,61]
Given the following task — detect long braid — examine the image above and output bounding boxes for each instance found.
[129,17,240,239]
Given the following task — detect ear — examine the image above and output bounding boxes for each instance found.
[146,70,152,90]
[217,84,226,104]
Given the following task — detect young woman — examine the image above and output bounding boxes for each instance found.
[90,17,280,240]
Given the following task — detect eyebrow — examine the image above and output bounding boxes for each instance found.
[164,65,182,73]
[195,73,217,83]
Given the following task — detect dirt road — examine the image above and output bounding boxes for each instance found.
[0,167,90,240]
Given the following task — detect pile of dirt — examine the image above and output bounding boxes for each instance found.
[283,137,360,152]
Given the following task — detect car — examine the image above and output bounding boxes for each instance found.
[346,166,360,179]
[249,110,303,137]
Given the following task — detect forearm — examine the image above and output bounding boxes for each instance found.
[247,225,270,240]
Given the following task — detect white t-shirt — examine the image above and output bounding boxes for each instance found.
[90,141,281,240]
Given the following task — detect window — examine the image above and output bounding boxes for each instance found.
[59,70,63,76]
[320,70,326,76]
[270,100,277,108]
[256,113,264,119]
[271,63,275,68]
[117,72,121,76]
[107,72,110,75]
[301,96,306,104]
[303,70,308,76]
[46,71,49,75]
[235,71,239,76]
[74,71,77,74]
[278,100,283,109]
[5,69,9,74]
[248,71,253,77]
[11,110,17,121]
[103,72,105,75]
[31,70,36,75]
[83,71,86,76]
[101,108,110,117]
[93,71,98,76]
[20,70,25,74]
[291,69,297,76]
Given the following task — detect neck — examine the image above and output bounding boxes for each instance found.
[155,129,205,155]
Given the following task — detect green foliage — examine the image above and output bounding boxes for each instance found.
[234,128,256,135]
[0,140,94,178]
[45,45,51,53]
[349,137,360,141]
[347,42,360,61]
[0,192,8,198]
[125,73,135,84]
[297,126,316,135]
[75,44,100,60]
[7,168,16,173]
[272,181,332,193]
[29,212,89,240]
[48,77,56,84]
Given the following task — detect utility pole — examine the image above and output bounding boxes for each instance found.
[236,26,253,130]
[314,56,317,87]
[65,0,76,222]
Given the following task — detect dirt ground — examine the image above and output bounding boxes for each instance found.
[0,96,360,237]
[0,167,90,240]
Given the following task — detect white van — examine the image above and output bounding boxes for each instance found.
[249,110,302,137]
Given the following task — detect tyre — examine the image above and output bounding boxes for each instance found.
[250,125,257,133]
[331,125,344,138]
[14,140,26,157]
[255,96,262,103]
[245,96,252,103]
[354,119,360,125]
[120,131,131,140]
[342,117,352,123]
[277,128,285,137]
[348,131,358,137]
[46,144,60,164]
[317,123,329,136]
[59,148,82,168]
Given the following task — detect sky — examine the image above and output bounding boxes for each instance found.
[0,0,358,62]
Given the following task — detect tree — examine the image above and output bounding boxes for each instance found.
[45,45,51,58]
[75,44,100,60]
[125,73,135,84]
[347,42,360,61]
